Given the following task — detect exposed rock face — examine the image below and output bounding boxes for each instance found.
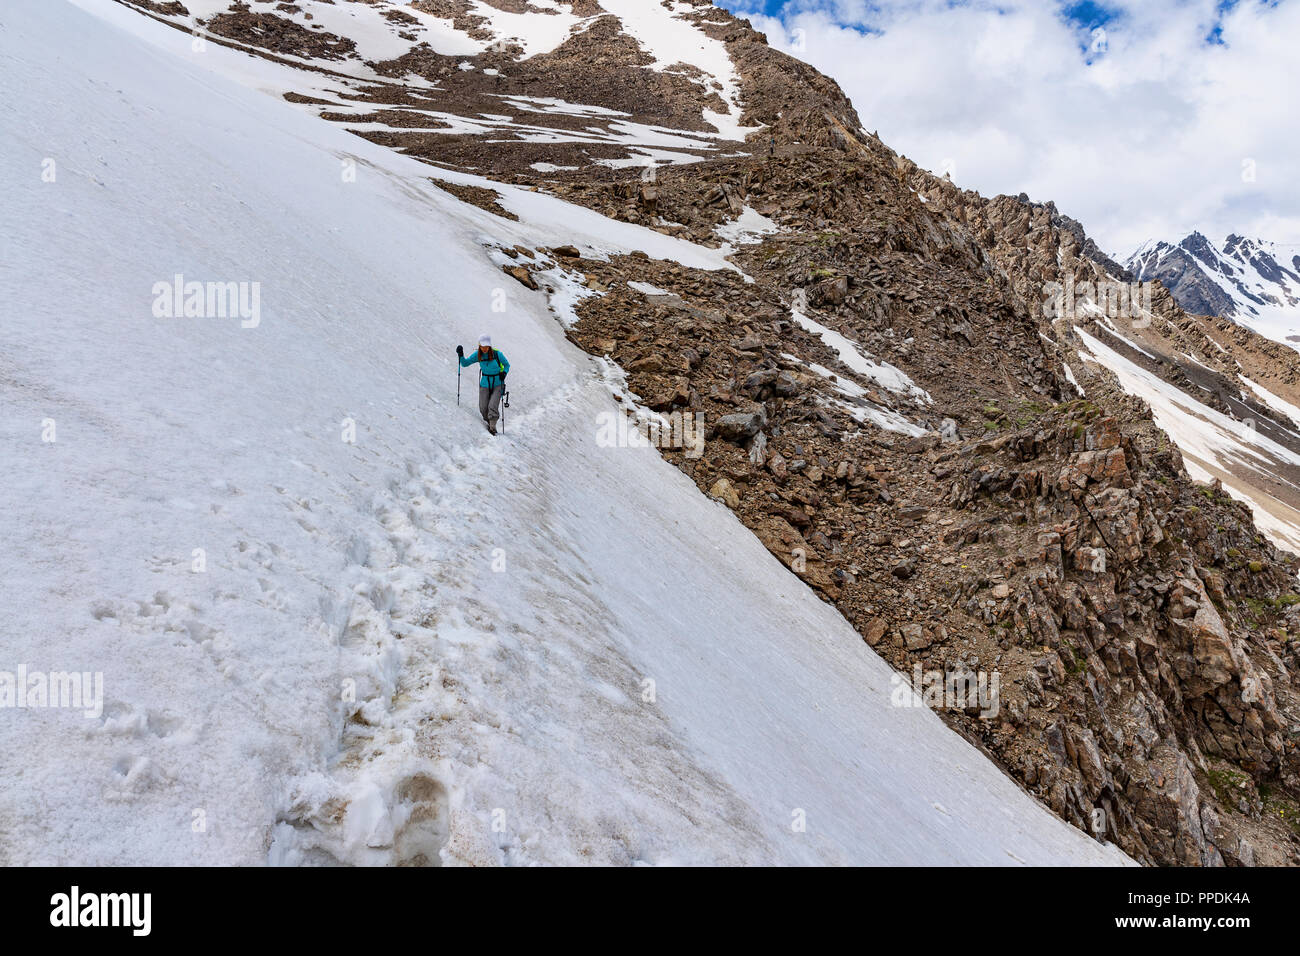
[116,0,1300,865]
[551,168,1300,864]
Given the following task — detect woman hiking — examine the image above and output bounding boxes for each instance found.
[457,334,510,434]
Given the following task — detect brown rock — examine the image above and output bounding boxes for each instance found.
[862,619,889,646]
[708,477,740,509]
[502,264,538,290]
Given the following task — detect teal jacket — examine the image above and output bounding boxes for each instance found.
[460,348,509,388]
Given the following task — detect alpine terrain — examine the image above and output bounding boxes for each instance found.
[1125,232,1300,349]
[5,0,1300,868]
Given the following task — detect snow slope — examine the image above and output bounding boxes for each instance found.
[101,0,758,166]
[0,0,1127,865]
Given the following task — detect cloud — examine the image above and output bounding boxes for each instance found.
[719,0,1300,257]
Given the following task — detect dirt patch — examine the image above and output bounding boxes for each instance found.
[429,179,519,221]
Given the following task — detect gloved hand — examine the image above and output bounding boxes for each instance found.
[456,345,464,357]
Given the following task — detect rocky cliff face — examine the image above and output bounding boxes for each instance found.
[118,0,1300,864]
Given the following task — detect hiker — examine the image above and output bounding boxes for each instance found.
[457,335,510,434]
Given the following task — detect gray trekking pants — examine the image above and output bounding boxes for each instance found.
[479,384,504,425]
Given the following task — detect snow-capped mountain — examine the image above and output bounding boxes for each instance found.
[1125,232,1300,345]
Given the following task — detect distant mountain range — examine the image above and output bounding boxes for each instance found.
[1124,232,1300,344]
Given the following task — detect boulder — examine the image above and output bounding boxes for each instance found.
[862,618,889,646]
[708,477,740,509]
[501,264,537,290]
[715,406,768,443]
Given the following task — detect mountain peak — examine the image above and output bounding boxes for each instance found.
[1127,230,1300,335]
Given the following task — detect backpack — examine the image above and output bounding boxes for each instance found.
[480,349,505,385]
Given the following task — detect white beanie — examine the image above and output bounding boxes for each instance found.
[478,334,492,347]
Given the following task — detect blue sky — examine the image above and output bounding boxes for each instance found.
[715,0,1298,253]
[722,0,1244,47]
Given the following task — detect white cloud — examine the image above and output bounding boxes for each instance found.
[725,0,1300,258]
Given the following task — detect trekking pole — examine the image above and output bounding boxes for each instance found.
[502,389,509,434]
[456,363,461,406]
